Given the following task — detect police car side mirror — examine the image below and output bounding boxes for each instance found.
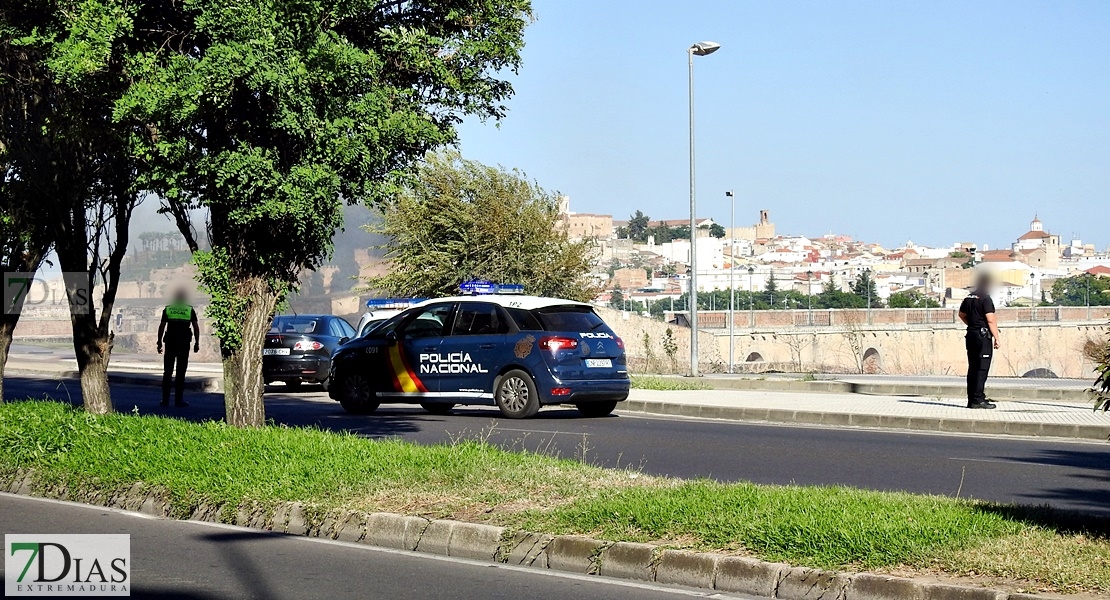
[338,336,350,345]
[385,331,398,346]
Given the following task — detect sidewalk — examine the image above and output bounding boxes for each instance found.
[624,388,1110,440]
[4,344,223,392]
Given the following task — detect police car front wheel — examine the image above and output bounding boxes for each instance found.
[337,373,379,415]
[495,370,540,419]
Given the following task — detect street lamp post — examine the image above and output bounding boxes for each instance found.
[1030,273,1036,312]
[748,267,755,326]
[806,270,813,323]
[1087,275,1092,320]
[865,268,872,324]
[687,41,720,377]
[726,190,736,373]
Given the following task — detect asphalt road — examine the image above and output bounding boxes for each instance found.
[5,375,1109,515]
[0,494,736,600]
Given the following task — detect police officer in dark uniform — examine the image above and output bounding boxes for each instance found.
[958,272,1001,409]
[157,289,200,407]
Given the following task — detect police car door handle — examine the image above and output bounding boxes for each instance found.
[479,343,496,349]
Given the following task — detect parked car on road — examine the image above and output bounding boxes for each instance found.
[263,314,356,391]
[328,291,630,418]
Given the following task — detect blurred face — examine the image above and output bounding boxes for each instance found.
[172,290,189,304]
[977,275,994,293]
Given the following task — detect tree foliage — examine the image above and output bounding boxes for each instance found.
[369,152,598,302]
[888,289,940,308]
[14,0,532,426]
[1,1,140,413]
[1050,274,1110,306]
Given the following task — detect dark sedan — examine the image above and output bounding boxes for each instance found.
[263,314,356,391]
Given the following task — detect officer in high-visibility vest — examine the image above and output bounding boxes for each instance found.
[157,289,200,407]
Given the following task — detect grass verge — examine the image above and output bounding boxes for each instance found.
[631,375,714,391]
[1,400,1107,594]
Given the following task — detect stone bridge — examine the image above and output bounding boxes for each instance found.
[601,306,1110,378]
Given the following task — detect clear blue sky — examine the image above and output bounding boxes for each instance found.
[456,0,1110,251]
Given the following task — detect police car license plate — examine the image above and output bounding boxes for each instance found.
[585,358,612,368]
[262,348,290,356]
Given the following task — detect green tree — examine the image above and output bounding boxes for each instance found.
[851,271,882,308]
[815,275,867,309]
[1,3,139,413]
[369,152,597,302]
[888,289,940,308]
[706,223,726,239]
[0,29,53,404]
[609,286,625,310]
[113,0,532,426]
[1050,275,1110,306]
[626,210,650,242]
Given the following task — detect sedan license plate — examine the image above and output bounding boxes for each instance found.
[585,358,612,368]
[262,348,290,356]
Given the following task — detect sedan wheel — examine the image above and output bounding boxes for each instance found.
[495,370,540,419]
[338,373,379,415]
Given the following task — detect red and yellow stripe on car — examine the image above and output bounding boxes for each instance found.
[388,343,427,393]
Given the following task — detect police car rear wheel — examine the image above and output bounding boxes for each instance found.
[420,402,456,415]
[495,370,540,419]
[338,374,379,415]
[576,401,618,418]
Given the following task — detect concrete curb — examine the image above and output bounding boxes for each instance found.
[696,377,1095,403]
[0,468,1056,600]
[620,399,1110,441]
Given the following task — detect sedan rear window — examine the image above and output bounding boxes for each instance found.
[533,306,605,332]
[271,316,322,334]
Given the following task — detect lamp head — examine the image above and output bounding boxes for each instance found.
[689,41,721,56]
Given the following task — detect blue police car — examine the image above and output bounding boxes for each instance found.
[327,288,630,418]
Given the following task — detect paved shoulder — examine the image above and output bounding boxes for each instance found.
[0,494,737,600]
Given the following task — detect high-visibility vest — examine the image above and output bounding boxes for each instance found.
[165,303,193,321]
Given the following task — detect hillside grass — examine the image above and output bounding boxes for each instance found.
[1,399,1107,594]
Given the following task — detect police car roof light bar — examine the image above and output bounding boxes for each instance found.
[459,280,525,295]
[365,298,426,309]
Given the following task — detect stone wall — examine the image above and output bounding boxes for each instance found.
[599,307,1108,378]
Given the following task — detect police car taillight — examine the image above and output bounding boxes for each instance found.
[615,337,624,349]
[539,336,578,352]
[293,341,324,351]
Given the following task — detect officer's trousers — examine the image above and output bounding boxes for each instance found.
[965,329,994,406]
[163,345,190,404]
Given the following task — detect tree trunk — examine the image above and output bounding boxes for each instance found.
[222,278,278,427]
[0,317,15,404]
[72,312,113,414]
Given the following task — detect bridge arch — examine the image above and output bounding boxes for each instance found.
[862,347,882,374]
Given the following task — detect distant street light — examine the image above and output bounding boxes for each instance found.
[748,266,755,325]
[726,189,736,374]
[865,267,873,324]
[687,40,721,377]
[806,270,813,320]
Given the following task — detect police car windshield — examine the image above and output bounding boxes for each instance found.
[271,316,323,334]
[533,306,605,332]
